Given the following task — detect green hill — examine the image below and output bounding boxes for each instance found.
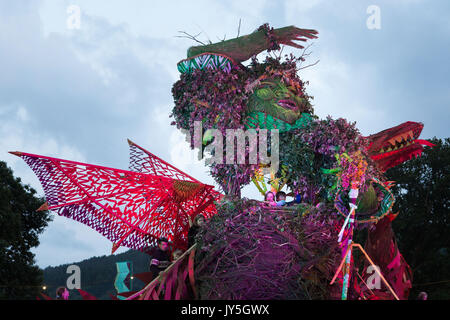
[42,249,150,300]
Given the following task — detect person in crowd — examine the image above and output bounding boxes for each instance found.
[417,292,428,300]
[55,286,69,300]
[264,191,277,206]
[172,248,184,261]
[149,237,171,280]
[276,191,287,206]
[188,214,205,248]
[276,191,302,207]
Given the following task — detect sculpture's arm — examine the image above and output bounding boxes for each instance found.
[187,26,318,63]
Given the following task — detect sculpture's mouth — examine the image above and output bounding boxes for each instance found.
[277,99,298,111]
[377,127,420,152]
[366,121,434,172]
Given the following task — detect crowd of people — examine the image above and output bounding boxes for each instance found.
[263,190,302,207]
[148,213,206,280]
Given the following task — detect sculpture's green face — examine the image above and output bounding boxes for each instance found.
[245,77,313,132]
[250,78,308,124]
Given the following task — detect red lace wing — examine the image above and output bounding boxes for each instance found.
[127,139,198,182]
[12,146,221,252]
[127,140,223,246]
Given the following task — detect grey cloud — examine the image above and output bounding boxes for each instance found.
[0,7,175,169]
[282,1,449,138]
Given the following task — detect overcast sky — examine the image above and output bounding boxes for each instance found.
[1,0,449,269]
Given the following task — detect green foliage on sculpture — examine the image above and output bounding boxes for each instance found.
[171,53,315,195]
[277,116,382,204]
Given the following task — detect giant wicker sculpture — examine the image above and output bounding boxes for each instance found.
[12,24,434,300]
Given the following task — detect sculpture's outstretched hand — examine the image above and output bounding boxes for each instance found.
[186,25,318,63]
[274,26,318,49]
